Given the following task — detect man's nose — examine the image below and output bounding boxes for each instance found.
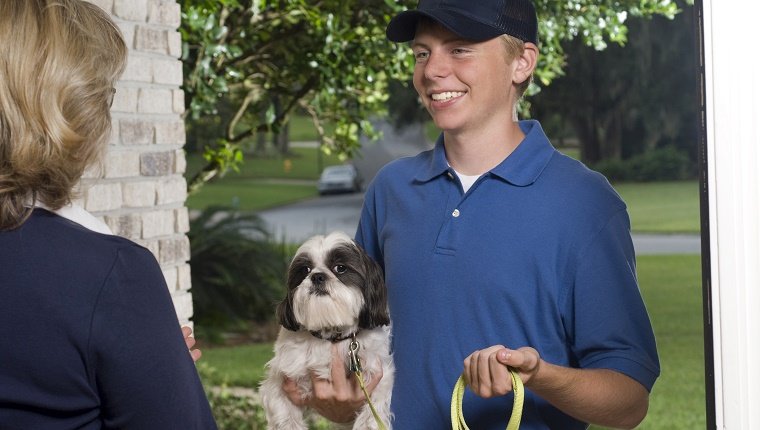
[424,52,450,80]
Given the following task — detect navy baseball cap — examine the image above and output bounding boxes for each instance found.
[386,0,538,44]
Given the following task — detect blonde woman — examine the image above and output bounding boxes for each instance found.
[0,1,216,428]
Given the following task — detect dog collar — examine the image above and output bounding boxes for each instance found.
[309,329,357,343]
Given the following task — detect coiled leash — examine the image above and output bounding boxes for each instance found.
[348,335,388,430]
[450,368,524,430]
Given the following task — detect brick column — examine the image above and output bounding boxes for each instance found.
[81,0,193,324]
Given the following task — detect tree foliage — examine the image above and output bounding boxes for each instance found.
[532,0,697,168]
[181,0,411,192]
[180,0,693,192]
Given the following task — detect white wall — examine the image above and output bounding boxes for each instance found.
[702,0,760,427]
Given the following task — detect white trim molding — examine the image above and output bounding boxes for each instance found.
[702,0,760,427]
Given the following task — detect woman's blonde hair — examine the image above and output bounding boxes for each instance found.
[0,0,127,230]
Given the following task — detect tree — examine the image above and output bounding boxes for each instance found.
[532,0,698,167]
[180,0,691,193]
[181,0,412,193]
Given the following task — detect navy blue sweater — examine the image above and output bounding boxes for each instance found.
[0,209,217,429]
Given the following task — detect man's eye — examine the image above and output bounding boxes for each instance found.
[414,51,429,61]
[333,265,347,274]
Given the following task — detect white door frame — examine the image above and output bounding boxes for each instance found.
[700,0,760,427]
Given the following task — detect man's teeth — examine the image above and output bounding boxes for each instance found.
[431,91,464,101]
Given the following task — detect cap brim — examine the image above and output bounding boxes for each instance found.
[386,9,505,43]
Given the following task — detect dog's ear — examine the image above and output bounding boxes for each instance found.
[276,291,299,331]
[357,244,390,329]
[277,255,310,331]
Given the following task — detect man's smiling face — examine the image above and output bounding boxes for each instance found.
[411,22,518,135]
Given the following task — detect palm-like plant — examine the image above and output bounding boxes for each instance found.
[189,206,288,332]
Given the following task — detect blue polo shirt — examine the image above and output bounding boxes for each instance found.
[355,120,660,429]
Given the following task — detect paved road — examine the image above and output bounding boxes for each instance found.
[258,192,365,244]
[261,121,428,244]
[630,233,701,255]
[258,192,701,255]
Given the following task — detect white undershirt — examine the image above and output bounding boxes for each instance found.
[453,170,481,193]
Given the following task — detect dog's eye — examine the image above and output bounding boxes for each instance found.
[301,266,311,275]
[333,265,347,274]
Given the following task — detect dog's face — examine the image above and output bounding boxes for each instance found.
[276,231,389,336]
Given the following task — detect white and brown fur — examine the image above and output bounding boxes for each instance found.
[260,231,394,429]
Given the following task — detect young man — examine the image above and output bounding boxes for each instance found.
[285,1,660,428]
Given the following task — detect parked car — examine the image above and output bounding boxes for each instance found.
[317,164,363,195]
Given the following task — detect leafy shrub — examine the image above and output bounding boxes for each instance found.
[630,146,692,182]
[591,157,630,182]
[198,364,265,428]
[199,364,331,430]
[189,206,289,335]
[593,146,694,182]
[207,388,268,429]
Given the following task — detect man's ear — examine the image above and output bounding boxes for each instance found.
[513,42,538,86]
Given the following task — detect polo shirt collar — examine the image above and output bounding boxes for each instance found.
[416,120,555,186]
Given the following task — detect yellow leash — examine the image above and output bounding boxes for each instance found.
[450,368,524,430]
[349,336,388,430]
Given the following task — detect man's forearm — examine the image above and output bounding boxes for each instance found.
[527,362,649,429]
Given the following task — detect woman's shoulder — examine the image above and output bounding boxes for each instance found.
[26,209,156,271]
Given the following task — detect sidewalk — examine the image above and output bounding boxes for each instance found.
[257,196,701,255]
[632,233,701,255]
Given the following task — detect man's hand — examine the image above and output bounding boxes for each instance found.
[463,345,541,398]
[182,326,202,362]
[464,344,650,429]
[282,343,383,423]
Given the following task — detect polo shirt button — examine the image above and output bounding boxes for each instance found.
[452,209,460,217]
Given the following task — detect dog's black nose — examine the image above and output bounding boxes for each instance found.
[311,272,327,286]
[309,272,329,296]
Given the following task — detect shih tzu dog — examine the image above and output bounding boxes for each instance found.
[260,231,394,429]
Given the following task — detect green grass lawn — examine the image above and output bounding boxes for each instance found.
[185,147,346,211]
[633,255,705,430]
[186,146,344,181]
[613,181,700,234]
[186,180,318,211]
[555,146,699,234]
[199,342,274,388]
[591,254,705,429]
[199,254,705,429]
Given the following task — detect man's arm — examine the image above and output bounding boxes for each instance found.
[464,346,649,430]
